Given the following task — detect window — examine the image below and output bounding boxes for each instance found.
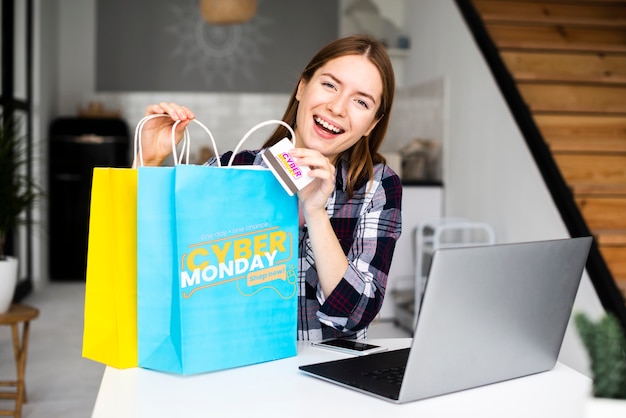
[1,0,34,300]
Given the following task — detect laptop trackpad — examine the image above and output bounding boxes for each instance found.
[299,348,411,400]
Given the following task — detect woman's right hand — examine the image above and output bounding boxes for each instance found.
[136,102,195,167]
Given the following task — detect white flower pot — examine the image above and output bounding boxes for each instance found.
[0,257,18,313]
[586,396,626,417]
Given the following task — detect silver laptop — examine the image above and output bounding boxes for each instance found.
[299,237,592,403]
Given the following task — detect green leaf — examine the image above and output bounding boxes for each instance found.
[575,312,626,399]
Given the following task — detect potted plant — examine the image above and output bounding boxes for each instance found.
[0,113,40,313]
[575,312,626,417]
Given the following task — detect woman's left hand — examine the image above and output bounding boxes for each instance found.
[290,148,335,219]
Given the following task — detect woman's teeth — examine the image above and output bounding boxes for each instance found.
[315,117,343,134]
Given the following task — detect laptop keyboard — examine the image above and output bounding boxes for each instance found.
[362,366,406,386]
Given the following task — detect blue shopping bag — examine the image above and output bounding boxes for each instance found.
[137,119,299,375]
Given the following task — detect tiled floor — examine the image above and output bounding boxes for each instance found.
[0,282,409,418]
[0,283,105,418]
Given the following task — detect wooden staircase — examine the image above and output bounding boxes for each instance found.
[469,0,626,298]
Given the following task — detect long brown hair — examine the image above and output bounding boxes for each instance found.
[263,35,395,198]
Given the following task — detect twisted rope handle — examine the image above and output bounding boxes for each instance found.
[133,114,220,167]
[228,120,295,167]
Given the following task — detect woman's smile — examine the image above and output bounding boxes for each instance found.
[313,115,345,137]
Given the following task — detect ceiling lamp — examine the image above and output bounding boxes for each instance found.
[199,0,257,25]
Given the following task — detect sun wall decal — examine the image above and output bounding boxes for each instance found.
[166,0,272,88]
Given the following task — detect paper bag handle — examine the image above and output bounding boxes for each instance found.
[228,120,296,167]
[133,114,220,167]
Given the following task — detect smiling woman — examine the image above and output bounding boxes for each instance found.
[137,35,402,341]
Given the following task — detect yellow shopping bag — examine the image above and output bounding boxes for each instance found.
[82,167,138,368]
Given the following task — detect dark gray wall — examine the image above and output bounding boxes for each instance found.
[96,0,338,93]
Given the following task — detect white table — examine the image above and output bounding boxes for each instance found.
[92,338,591,417]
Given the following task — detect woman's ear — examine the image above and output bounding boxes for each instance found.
[364,114,383,137]
[295,79,306,101]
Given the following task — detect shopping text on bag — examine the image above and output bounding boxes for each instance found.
[180,226,294,298]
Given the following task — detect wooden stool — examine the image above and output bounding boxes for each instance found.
[0,304,39,418]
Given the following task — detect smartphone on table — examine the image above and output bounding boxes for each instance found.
[311,338,388,356]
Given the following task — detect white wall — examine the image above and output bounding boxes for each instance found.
[31,0,61,290]
[401,0,604,375]
[57,0,96,116]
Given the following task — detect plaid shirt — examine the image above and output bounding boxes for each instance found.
[216,150,402,340]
